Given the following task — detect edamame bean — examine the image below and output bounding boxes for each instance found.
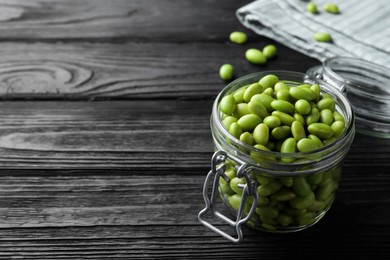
[222,116,237,130]
[276,89,290,101]
[293,177,312,196]
[271,126,291,140]
[333,111,345,122]
[251,93,275,112]
[290,86,317,101]
[293,113,305,126]
[314,32,332,42]
[271,100,295,114]
[245,48,267,64]
[307,134,324,148]
[263,115,281,129]
[307,123,334,139]
[220,95,236,114]
[248,100,269,118]
[297,138,321,152]
[229,31,248,44]
[263,45,277,59]
[259,74,279,89]
[253,123,269,145]
[230,177,246,194]
[317,98,335,111]
[291,120,306,140]
[307,2,318,14]
[281,177,294,187]
[257,181,282,196]
[306,107,320,125]
[272,111,295,126]
[219,64,234,81]
[280,137,297,153]
[228,193,244,211]
[331,120,345,138]
[232,103,250,118]
[229,122,243,139]
[277,213,294,226]
[316,180,335,201]
[256,206,279,218]
[244,83,263,102]
[239,132,255,145]
[237,114,262,131]
[232,86,247,103]
[307,172,323,185]
[324,3,340,14]
[320,109,334,125]
[310,84,321,101]
[263,87,274,96]
[272,188,297,201]
[274,82,289,92]
[295,99,311,115]
[290,192,315,209]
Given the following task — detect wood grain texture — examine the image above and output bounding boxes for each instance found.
[0,0,252,42]
[0,173,389,259]
[0,42,318,99]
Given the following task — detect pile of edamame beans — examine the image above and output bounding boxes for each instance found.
[217,74,345,231]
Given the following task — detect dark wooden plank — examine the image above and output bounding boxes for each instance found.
[0,173,389,259]
[0,0,252,42]
[0,100,213,170]
[0,42,318,99]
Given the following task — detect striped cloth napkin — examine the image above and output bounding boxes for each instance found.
[237,0,390,70]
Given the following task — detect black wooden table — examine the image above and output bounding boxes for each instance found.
[0,0,389,259]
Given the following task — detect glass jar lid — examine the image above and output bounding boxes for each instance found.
[307,57,390,138]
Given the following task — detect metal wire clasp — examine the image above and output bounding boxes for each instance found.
[198,151,258,243]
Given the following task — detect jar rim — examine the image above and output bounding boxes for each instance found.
[307,57,390,138]
[212,70,355,161]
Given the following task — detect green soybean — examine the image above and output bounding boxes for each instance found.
[263,45,277,59]
[263,87,274,96]
[320,109,334,125]
[228,122,243,139]
[331,120,345,138]
[276,89,290,101]
[271,100,296,114]
[290,192,315,209]
[290,86,317,101]
[257,181,282,196]
[228,193,243,211]
[310,84,321,101]
[251,93,275,112]
[274,81,289,92]
[232,103,250,118]
[307,134,324,148]
[272,188,296,201]
[307,173,323,185]
[308,123,334,139]
[317,98,335,111]
[281,137,297,153]
[219,64,234,81]
[245,48,267,64]
[263,115,281,129]
[244,83,263,102]
[253,123,269,145]
[277,213,294,226]
[272,111,295,126]
[237,114,262,131]
[293,177,312,196]
[307,2,318,14]
[230,177,246,194]
[248,100,269,118]
[220,95,236,114]
[294,113,306,126]
[229,31,248,44]
[333,111,345,122]
[232,86,247,103]
[316,180,335,201]
[222,116,237,130]
[314,32,332,42]
[256,206,279,218]
[297,138,321,152]
[306,107,320,125]
[324,3,340,14]
[295,99,311,115]
[291,120,306,140]
[239,132,255,145]
[259,74,279,89]
[271,126,292,140]
[281,177,294,187]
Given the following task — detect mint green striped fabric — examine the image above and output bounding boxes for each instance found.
[237,0,390,69]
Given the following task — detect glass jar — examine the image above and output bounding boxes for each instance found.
[198,70,355,243]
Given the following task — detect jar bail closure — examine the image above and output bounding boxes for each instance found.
[198,151,258,243]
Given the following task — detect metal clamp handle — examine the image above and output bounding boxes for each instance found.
[198,151,258,243]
